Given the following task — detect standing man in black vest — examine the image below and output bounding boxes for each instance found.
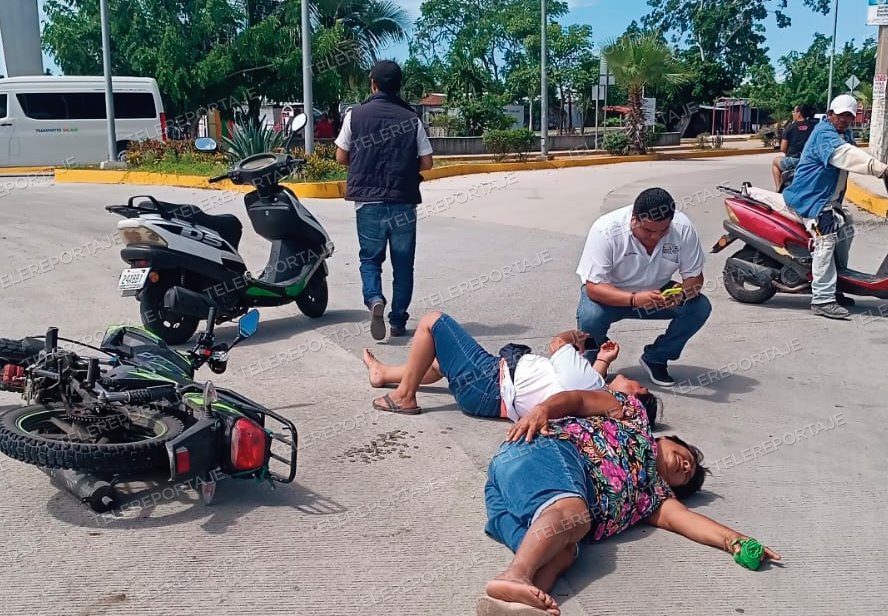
[335,60,434,340]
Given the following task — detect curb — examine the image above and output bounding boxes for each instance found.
[846,179,888,218]
[54,169,347,199]
[51,147,770,199]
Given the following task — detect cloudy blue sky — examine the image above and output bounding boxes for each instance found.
[1,0,878,79]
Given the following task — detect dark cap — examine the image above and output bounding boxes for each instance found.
[370,60,402,94]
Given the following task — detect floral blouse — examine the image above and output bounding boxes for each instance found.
[547,389,673,541]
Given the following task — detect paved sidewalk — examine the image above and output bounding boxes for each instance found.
[0,155,885,615]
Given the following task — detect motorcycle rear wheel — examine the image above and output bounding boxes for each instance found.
[723,247,778,304]
[0,403,185,473]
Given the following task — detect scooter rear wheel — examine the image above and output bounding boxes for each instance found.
[140,274,200,345]
[296,269,328,318]
[723,247,778,304]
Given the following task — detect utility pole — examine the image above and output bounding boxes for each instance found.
[99,0,118,163]
[870,25,888,162]
[827,0,839,105]
[301,0,315,154]
[540,0,549,158]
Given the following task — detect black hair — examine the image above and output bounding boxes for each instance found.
[636,392,660,430]
[632,188,676,223]
[659,435,709,500]
[797,104,815,120]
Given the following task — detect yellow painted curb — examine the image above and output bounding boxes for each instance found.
[54,147,771,198]
[0,165,55,174]
[847,179,888,218]
[55,168,347,199]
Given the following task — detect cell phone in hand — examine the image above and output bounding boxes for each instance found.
[661,287,684,298]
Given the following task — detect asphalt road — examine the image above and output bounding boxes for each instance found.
[0,154,886,615]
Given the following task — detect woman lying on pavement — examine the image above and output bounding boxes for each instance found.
[477,388,780,616]
[362,310,658,422]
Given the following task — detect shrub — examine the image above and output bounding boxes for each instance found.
[222,114,285,161]
[483,128,537,161]
[605,116,624,127]
[602,131,630,155]
[297,155,347,182]
[695,132,712,150]
[126,139,227,168]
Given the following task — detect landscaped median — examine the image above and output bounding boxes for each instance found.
[50,146,771,199]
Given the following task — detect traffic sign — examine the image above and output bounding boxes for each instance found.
[846,75,861,92]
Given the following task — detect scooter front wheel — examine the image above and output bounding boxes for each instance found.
[295,269,328,318]
[723,247,778,304]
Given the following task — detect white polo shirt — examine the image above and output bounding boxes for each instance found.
[576,205,705,292]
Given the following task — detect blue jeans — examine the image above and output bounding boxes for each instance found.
[810,207,854,305]
[431,314,501,417]
[356,203,417,329]
[576,286,712,364]
[485,438,591,553]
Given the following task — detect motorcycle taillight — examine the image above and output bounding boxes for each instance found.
[725,203,740,224]
[231,417,267,472]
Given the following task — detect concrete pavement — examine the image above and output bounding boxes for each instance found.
[0,155,886,615]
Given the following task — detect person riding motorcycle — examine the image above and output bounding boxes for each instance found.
[783,95,888,320]
[772,103,816,191]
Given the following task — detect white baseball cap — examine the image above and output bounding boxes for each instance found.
[829,94,858,116]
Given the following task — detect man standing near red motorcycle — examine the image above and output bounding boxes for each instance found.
[783,95,888,320]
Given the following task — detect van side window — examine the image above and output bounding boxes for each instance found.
[0,94,6,119]
[17,92,157,120]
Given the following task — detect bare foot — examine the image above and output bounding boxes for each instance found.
[362,349,387,388]
[485,577,559,616]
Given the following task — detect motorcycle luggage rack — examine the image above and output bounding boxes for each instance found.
[262,408,299,484]
[717,184,775,212]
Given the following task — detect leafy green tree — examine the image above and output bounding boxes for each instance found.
[643,0,831,94]
[602,32,689,154]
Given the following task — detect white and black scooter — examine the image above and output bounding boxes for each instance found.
[106,114,334,344]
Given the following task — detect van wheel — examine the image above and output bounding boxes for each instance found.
[116,141,131,162]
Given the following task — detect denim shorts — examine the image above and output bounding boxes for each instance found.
[430,314,501,417]
[484,437,591,553]
[779,156,800,171]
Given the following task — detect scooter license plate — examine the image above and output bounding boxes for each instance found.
[118,268,150,295]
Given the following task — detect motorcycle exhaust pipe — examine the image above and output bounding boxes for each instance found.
[39,467,121,513]
[772,281,810,293]
[726,257,779,288]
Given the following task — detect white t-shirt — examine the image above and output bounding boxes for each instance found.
[576,205,705,293]
[499,344,606,422]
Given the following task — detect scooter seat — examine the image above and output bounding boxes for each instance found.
[745,187,804,225]
[152,200,244,249]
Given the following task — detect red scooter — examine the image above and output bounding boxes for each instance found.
[711,183,888,303]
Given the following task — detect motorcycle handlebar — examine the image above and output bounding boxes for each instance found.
[208,173,229,184]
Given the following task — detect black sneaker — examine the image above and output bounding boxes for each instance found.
[811,302,850,320]
[369,301,387,340]
[639,356,675,387]
[389,325,408,337]
[835,292,855,307]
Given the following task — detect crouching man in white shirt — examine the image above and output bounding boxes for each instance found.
[576,188,711,387]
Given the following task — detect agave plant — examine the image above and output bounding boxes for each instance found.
[221,114,285,161]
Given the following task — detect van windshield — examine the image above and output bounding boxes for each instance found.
[17,92,157,120]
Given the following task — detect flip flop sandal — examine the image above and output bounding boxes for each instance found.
[476,596,552,616]
[372,393,422,415]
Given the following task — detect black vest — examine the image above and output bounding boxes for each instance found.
[345,93,423,204]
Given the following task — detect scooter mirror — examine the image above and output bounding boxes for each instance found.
[238,309,260,339]
[194,137,218,152]
[289,113,308,134]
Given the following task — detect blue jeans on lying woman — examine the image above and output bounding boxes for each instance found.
[429,314,502,417]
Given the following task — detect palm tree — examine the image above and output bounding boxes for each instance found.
[312,0,410,91]
[602,33,690,154]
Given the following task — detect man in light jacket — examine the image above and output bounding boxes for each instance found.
[784,95,888,319]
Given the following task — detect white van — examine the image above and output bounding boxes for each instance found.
[0,76,165,167]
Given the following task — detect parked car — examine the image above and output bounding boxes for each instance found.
[0,75,165,167]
